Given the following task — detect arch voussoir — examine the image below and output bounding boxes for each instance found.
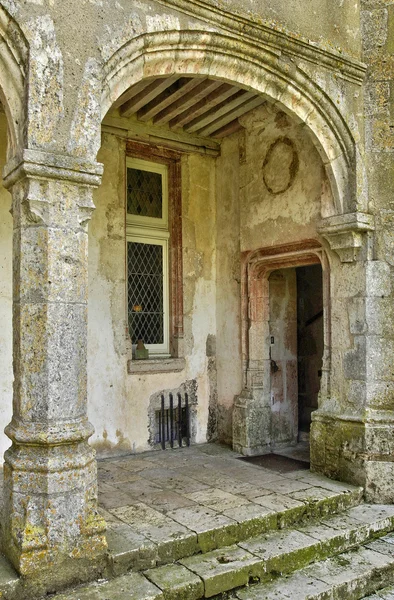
[102,29,357,215]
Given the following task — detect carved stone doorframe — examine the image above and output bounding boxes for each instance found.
[233,240,330,456]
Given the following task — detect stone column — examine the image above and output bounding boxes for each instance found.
[2,150,107,581]
[312,212,394,503]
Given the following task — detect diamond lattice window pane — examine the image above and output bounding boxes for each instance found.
[127,168,162,218]
[128,241,164,345]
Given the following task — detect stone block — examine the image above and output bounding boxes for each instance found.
[367,381,394,410]
[365,461,394,504]
[109,502,198,564]
[167,505,238,553]
[144,564,203,600]
[94,572,164,600]
[343,336,367,381]
[240,528,318,575]
[367,336,394,381]
[221,503,277,540]
[348,297,367,335]
[106,523,157,575]
[366,297,394,335]
[252,493,306,528]
[180,545,265,598]
[236,569,331,599]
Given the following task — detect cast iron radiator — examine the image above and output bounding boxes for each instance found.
[156,393,191,449]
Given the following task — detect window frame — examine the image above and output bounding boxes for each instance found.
[125,141,184,361]
[126,157,169,231]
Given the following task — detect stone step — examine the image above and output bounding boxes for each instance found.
[237,534,394,600]
[105,476,363,577]
[363,586,394,599]
[47,504,394,600]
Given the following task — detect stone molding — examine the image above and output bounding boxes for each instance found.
[3,149,103,228]
[3,149,103,189]
[318,212,375,262]
[155,0,366,84]
[128,357,186,375]
[5,417,95,447]
[102,30,356,215]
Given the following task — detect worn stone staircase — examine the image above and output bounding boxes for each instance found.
[1,458,394,598]
[1,482,390,599]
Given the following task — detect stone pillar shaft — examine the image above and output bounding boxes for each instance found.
[2,150,106,579]
[312,213,394,503]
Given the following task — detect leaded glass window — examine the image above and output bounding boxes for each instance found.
[128,241,164,345]
[126,157,170,355]
[127,168,162,218]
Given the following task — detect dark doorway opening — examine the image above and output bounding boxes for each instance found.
[296,264,324,440]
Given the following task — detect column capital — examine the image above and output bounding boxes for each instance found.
[3,149,103,189]
[318,212,375,263]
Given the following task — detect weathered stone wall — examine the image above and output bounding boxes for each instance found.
[0,113,12,459]
[2,0,391,588]
[360,0,394,499]
[196,0,362,58]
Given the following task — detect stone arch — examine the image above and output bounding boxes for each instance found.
[102,30,356,215]
[0,6,28,157]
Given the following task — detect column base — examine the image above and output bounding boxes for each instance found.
[311,410,394,503]
[232,391,272,456]
[2,437,107,581]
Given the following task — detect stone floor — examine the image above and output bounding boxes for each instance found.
[98,442,361,563]
[4,443,394,599]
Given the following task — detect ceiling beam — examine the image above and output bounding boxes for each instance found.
[169,83,239,130]
[184,90,252,133]
[120,76,180,118]
[210,119,244,139]
[137,77,204,122]
[110,79,155,110]
[153,79,222,125]
[197,96,266,136]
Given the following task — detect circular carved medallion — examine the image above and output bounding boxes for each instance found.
[262,137,299,195]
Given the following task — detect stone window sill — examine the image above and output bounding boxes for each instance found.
[127,357,186,375]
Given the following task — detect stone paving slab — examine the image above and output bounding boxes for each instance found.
[184,487,251,511]
[221,503,277,540]
[236,568,332,600]
[167,504,239,552]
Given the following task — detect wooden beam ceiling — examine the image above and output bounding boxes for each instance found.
[117,76,265,139]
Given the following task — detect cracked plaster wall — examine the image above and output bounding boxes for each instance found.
[88,132,217,456]
[239,104,336,251]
